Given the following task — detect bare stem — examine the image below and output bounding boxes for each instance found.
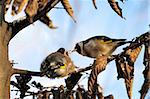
[12,68,42,76]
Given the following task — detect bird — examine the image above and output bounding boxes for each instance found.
[73,36,130,58]
[40,48,76,78]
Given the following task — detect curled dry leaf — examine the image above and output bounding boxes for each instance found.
[65,73,82,98]
[125,32,150,50]
[125,46,142,67]
[51,85,65,99]
[104,94,114,99]
[14,74,32,98]
[139,66,150,99]
[51,88,61,99]
[76,86,85,99]
[96,84,104,99]
[124,77,133,99]
[143,36,150,67]
[11,0,28,15]
[4,0,12,13]
[108,0,125,19]
[68,92,75,99]
[61,0,76,22]
[59,85,65,99]
[40,15,58,29]
[139,39,150,99]
[92,0,97,9]
[115,44,142,99]
[120,0,127,3]
[25,0,39,23]
[115,56,133,99]
[38,0,48,11]
[88,55,108,98]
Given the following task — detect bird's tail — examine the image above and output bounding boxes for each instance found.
[115,39,132,46]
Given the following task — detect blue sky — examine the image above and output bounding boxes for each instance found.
[7,0,150,99]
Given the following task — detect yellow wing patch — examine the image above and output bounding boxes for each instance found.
[96,39,112,44]
[59,64,66,69]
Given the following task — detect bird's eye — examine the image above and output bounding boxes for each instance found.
[57,62,64,66]
[75,43,81,54]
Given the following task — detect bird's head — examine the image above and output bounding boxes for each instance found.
[72,42,83,54]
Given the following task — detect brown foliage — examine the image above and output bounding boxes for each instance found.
[92,0,97,9]
[38,0,48,11]
[40,15,58,29]
[115,45,142,99]
[61,0,76,22]
[25,0,39,23]
[139,35,150,99]
[4,0,11,13]
[139,66,150,99]
[108,0,124,19]
[11,0,28,15]
[88,55,111,98]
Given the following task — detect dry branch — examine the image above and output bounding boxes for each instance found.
[10,0,60,40]
[12,68,42,76]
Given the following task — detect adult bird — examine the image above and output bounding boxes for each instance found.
[40,48,76,78]
[73,36,130,58]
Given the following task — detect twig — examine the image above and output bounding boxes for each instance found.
[12,68,42,76]
[10,0,60,40]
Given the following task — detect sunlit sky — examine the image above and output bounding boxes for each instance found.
[6,0,150,99]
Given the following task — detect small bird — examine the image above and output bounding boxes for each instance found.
[73,36,130,58]
[40,48,76,78]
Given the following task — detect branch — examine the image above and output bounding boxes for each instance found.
[12,68,42,76]
[10,0,60,40]
[77,65,92,73]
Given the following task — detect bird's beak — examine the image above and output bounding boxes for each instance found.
[71,49,77,52]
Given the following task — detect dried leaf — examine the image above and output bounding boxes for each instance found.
[61,0,76,22]
[139,66,150,99]
[115,57,133,99]
[59,85,65,99]
[139,40,150,99]
[25,0,39,23]
[92,0,97,9]
[125,32,150,50]
[68,92,75,99]
[108,0,125,19]
[93,83,104,99]
[143,38,150,67]
[40,15,58,29]
[125,46,142,66]
[125,78,133,99]
[51,85,65,99]
[120,0,127,3]
[115,56,125,79]
[10,81,19,88]
[76,86,85,99]
[38,0,48,11]
[31,81,43,90]
[65,73,82,98]
[4,0,12,13]
[88,55,108,98]
[115,45,142,99]
[104,95,114,99]
[14,74,32,98]
[11,0,28,15]
[52,88,61,99]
